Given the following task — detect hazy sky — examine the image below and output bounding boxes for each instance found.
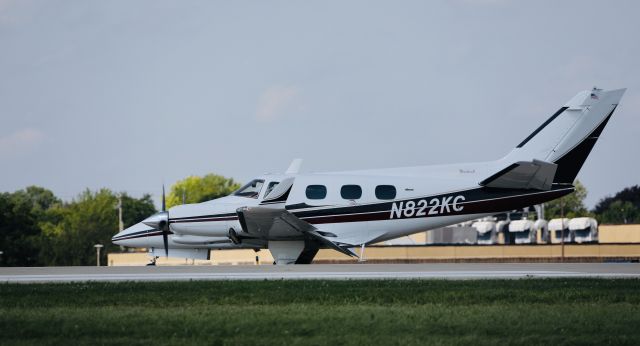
[1,0,639,208]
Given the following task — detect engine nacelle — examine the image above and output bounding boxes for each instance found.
[171,235,231,246]
[170,219,243,237]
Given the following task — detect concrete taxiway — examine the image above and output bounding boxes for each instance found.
[1,263,639,283]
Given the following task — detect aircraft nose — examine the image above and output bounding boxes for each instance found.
[111,222,151,247]
[111,231,124,245]
[111,229,128,246]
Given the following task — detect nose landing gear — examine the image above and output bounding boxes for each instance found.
[146,256,158,266]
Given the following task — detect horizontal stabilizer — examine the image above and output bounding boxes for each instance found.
[480,159,557,190]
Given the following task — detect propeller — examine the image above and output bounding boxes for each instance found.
[162,184,166,212]
[142,185,170,258]
[160,185,169,257]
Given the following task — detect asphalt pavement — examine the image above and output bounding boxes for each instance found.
[1,263,639,283]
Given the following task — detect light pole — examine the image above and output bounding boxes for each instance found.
[560,200,565,262]
[94,244,104,266]
[116,194,125,251]
[117,194,124,232]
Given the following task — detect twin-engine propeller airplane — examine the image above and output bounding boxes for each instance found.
[113,88,626,264]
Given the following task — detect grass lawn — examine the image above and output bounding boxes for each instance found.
[1,279,639,345]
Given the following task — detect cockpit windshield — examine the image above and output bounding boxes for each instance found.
[233,179,264,198]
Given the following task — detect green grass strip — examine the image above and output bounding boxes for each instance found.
[1,279,639,345]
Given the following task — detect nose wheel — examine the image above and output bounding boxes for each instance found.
[146,256,158,266]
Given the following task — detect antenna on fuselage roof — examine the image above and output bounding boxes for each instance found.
[285,158,303,174]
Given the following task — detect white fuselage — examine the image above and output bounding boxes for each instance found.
[111,88,625,263]
[112,163,572,250]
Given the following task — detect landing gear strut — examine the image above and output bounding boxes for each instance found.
[228,228,241,245]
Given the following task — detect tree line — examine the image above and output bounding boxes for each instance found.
[0,175,637,266]
[0,187,155,267]
[545,181,640,224]
[0,174,239,267]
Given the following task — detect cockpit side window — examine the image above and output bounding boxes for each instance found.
[233,179,265,198]
[264,181,280,198]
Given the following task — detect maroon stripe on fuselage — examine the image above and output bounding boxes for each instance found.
[113,231,166,241]
[169,216,238,224]
[170,212,237,221]
[301,211,389,224]
[300,188,571,225]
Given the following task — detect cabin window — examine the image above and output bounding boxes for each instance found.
[375,185,396,200]
[340,185,362,200]
[233,179,264,199]
[306,185,327,200]
[264,181,280,198]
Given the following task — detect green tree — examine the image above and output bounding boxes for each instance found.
[40,189,119,266]
[598,200,639,224]
[23,186,60,215]
[544,180,589,219]
[120,193,157,229]
[593,185,640,216]
[167,174,240,208]
[0,192,39,266]
[39,189,158,266]
[0,186,60,266]
[0,187,159,266]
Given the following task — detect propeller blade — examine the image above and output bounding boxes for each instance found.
[162,184,166,212]
[162,230,169,257]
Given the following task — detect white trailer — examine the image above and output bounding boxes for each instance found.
[472,221,497,245]
[549,218,573,243]
[509,220,536,244]
[569,217,598,243]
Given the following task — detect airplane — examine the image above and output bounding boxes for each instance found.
[112,87,626,264]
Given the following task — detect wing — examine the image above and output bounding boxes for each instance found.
[236,205,358,258]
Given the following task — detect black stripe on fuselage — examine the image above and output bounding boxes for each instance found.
[286,203,330,210]
[170,212,237,221]
[170,216,238,224]
[159,186,573,228]
[290,186,562,219]
[169,211,239,224]
[112,229,151,241]
[293,185,574,224]
[112,230,168,242]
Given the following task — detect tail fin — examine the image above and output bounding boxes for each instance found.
[501,88,625,184]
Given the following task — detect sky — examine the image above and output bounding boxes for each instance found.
[0,0,639,209]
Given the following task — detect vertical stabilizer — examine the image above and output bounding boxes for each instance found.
[501,88,625,184]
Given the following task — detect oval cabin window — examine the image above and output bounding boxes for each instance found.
[306,185,327,200]
[375,185,396,200]
[340,185,362,200]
